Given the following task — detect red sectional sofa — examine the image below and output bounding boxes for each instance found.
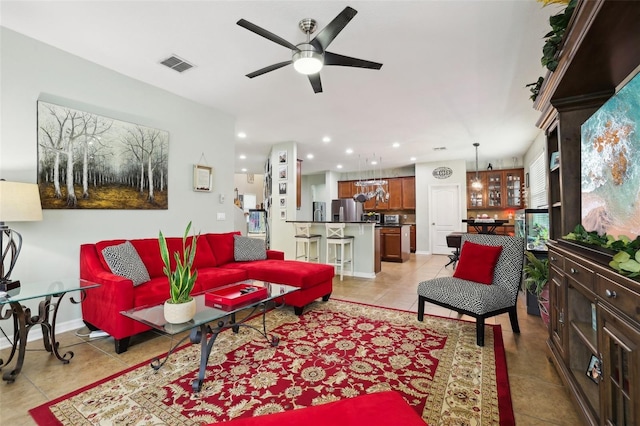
[80,231,334,353]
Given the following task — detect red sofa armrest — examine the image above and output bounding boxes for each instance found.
[266,250,284,260]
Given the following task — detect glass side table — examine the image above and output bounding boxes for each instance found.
[0,278,100,383]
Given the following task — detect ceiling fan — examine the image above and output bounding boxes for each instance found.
[237,6,383,93]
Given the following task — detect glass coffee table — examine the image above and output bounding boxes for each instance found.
[122,280,299,392]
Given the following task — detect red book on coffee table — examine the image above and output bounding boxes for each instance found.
[205,283,268,310]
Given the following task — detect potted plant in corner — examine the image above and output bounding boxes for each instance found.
[523,251,550,327]
[159,221,199,324]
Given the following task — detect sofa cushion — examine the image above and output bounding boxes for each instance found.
[192,268,249,294]
[204,232,241,266]
[162,236,217,271]
[220,260,334,289]
[234,235,267,261]
[101,241,151,286]
[453,241,503,285]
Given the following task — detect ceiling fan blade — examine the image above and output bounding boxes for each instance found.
[310,6,358,51]
[237,19,300,52]
[246,61,292,78]
[308,73,323,93]
[324,51,383,70]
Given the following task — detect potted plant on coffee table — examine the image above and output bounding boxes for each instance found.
[159,221,199,324]
[523,250,550,327]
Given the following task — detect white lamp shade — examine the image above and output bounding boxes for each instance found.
[0,181,43,222]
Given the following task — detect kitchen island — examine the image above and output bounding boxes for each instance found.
[285,221,377,278]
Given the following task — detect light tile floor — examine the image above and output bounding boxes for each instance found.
[0,253,582,425]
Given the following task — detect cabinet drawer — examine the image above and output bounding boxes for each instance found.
[548,252,564,270]
[380,228,400,234]
[596,274,640,323]
[564,258,595,292]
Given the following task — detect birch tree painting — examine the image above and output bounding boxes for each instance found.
[37,101,169,209]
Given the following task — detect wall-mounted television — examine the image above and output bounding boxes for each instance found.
[581,70,640,240]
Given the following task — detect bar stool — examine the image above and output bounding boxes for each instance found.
[325,223,354,281]
[294,223,321,262]
[445,232,463,269]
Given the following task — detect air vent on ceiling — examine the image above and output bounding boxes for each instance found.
[160,55,194,73]
[433,147,447,151]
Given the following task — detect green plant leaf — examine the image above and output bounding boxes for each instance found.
[619,259,640,273]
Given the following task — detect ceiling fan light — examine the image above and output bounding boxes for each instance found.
[293,50,323,75]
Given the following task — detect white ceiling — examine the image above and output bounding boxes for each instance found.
[1,0,555,175]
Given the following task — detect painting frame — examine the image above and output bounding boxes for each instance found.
[279,165,288,180]
[278,150,288,164]
[194,164,213,192]
[279,182,287,195]
[585,354,601,384]
[37,100,169,210]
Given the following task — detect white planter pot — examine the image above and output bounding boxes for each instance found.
[164,298,196,324]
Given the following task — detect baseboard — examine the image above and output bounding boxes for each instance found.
[416,250,432,255]
[353,271,376,279]
[0,318,86,350]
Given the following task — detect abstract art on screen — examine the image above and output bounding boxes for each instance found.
[581,72,640,239]
[37,101,169,209]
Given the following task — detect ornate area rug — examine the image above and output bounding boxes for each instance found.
[31,300,514,425]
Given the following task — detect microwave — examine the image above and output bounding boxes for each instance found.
[384,214,400,225]
[362,212,382,223]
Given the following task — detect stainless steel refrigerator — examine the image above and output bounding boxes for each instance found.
[331,199,363,222]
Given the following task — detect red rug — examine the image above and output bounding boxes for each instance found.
[30,300,514,425]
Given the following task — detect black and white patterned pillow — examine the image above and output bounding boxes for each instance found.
[234,235,267,262]
[101,241,151,286]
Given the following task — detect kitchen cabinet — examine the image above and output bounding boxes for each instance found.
[402,177,415,209]
[339,176,415,211]
[338,181,355,199]
[380,225,410,262]
[466,168,524,210]
[547,241,640,426]
[409,225,416,253]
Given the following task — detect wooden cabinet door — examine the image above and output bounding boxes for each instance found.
[381,230,402,261]
[402,177,415,209]
[549,251,568,362]
[599,304,640,426]
[467,172,486,208]
[387,178,403,210]
[505,169,524,208]
[338,181,355,199]
[486,171,503,208]
[410,225,416,252]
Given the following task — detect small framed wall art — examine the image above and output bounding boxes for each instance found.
[194,164,213,192]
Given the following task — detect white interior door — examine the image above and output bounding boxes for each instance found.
[429,184,461,255]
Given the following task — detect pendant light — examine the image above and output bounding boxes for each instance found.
[471,143,483,190]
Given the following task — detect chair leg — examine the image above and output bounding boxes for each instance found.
[417,295,426,321]
[476,317,485,346]
[508,306,520,334]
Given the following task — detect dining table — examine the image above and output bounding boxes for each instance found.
[462,219,509,234]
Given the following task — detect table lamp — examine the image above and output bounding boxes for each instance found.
[0,180,43,292]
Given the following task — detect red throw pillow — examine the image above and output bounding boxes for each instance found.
[453,241,503,285]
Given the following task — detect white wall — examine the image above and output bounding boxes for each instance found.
[268,142,296,256]
[234,173,265,208]
[415,160,467,254]
[0,28,236,337]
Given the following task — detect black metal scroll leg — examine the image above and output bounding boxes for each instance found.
[193,321,223,393]
[0,305,19,370]
[49,293,75,363]
[2,303,29,382]
[261,303,279,346]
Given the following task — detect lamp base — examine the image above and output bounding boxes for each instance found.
[0,279,21,292]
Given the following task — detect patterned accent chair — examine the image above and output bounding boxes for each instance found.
[417,234,524,346]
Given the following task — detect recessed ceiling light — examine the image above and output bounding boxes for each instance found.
[371,160,378,165]
[241,168,247,172]
[410,157,417,161]
[237,132,247,139]
[239,154,246,159]
[346,148,353,154]
[322,136,331,143]
[306,154,314,159]
[337,164,343,169]
[392,142,400,148]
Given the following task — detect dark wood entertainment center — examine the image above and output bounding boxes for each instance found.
[534,1,640,424]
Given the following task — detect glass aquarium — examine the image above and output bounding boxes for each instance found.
[515,209,550,251]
